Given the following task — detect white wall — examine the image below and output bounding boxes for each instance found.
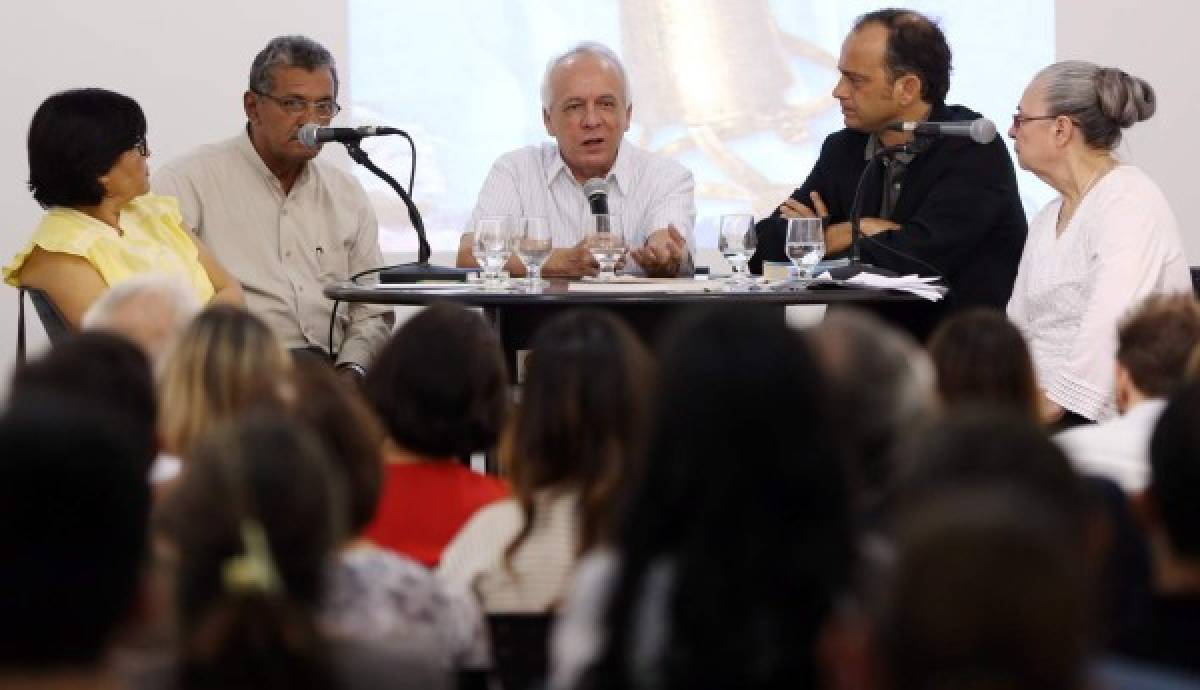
[0,0,1195,391]
[1,1,348,386]
[1056,0,1200,262]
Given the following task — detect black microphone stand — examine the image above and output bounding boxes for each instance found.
[838,134,934,279]
[340,137,473,282]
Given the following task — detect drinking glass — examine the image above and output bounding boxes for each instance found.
[516,216,552,291]
[473,216,513,289]
[717,214,757,289]
[583,213,626,281]
[785,217,825,281]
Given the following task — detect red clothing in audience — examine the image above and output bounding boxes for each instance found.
[365,459,510,568]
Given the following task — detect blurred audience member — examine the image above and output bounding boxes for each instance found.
[875,488,1089,690]
[157,304,290,463]
[892,407,1151,654]
[10,331,157,473]
[0,394,150,688]
[553,306,853,690]
[363,303,510,567]
[83,274,201,366]
[155,414,449,690]
[1113,381,1200,674]
[808,308,936,518]
[288,360,489,669]
[439,309,653,613]
[928,308,1040,421]
[1188,343,1200,380]
[1058,294,1200,491]
[892,408,1089,533]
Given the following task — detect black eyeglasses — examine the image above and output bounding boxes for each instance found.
[254,91,341,118]
[134,136,150,157]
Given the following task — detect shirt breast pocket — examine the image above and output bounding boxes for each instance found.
[315,242,349,283]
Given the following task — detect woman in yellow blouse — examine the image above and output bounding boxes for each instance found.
[5,88,242,327]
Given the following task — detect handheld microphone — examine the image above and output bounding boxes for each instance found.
[297,124,405,149]
[885,118,997,144]
[582,178,611,233]
[582,178,610,215]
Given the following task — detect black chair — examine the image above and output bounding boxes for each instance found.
[487,613,555,690]
[1190,266,1200,298]
[16,286,72,364]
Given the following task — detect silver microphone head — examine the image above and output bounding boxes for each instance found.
[297,123,322,149]
[582,177,608,200]
[970,118,997,144]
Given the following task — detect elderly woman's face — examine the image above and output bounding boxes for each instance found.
[1008,81,1060,174]
[99,142,151,204]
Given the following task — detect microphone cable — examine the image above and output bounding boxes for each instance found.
[325,129,419,362]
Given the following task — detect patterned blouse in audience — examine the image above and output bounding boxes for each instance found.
[322,543,490,670]
[438,490,581,613]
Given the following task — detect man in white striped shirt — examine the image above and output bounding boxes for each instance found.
[456,42,695,278]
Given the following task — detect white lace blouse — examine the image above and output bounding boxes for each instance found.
[1007,165,1191,421]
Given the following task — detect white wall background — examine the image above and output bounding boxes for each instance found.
[1,0,1195,393]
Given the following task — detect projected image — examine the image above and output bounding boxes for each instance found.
[349,0,1055,254]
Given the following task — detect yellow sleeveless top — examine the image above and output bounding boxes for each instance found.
[3,194,215,302]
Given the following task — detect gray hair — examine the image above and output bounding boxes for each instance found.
[83,275,202,366]
[249,35,339,97]
[808,309,937,508]
[540,41,631,111]
[1036,60,1155,151]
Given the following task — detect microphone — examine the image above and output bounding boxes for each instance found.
[582,178,610,215]
[297,124,404,149]
[885,118,997,144]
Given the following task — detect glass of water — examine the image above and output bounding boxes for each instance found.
[785,217,825,281]
[583,213,625,281]
[517,216,552,292]
[718,214,757,289]
[473,216,513,289]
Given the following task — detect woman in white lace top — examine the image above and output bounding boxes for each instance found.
[1006,61,1191,426]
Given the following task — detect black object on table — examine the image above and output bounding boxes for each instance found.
[324,278,924,377]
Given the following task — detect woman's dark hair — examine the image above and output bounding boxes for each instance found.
[364,302,508,459]
[290,358,387,534]
[162,414,343,690]
[504,309,654,562]
[1150,381,1200,559]
[881,487,1088,690]
[10,331,157,473]
[891,407,1089,540]
[854,8,952,106]
[27,87,147,208]
[584,306,854,690]
[0,393,149,668]
[928,309,1040,421]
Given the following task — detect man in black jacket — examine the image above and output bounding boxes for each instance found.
[751,9,1027,339]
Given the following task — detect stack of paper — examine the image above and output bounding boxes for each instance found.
[817,272,946,301]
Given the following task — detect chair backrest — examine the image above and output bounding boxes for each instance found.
[23,287,71,343]
[1191,266,1200,298]
[486,613,555,690]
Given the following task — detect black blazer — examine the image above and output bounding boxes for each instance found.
[751,103,1028,312]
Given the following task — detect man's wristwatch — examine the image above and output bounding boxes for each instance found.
[337,362,367,379]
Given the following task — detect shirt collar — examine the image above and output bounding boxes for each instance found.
[864,133,916,164]
[236,125,312,191]
[545,138,632,195]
